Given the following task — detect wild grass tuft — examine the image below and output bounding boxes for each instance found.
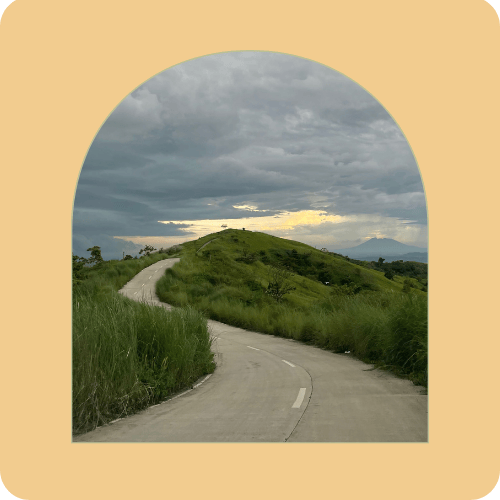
[72,254,215,435]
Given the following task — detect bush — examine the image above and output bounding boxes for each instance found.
[72,254,87,286]
[265,265,296,303]
[299,319,317,343]
[384,269,395,280]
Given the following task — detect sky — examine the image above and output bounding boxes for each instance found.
[73,51,427,260]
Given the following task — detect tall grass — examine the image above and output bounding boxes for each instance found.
[72,255,215,435]
[156,244,428,387]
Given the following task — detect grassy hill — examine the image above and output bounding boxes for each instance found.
[156,229,427,387]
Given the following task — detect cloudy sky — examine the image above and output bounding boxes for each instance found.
[73,51,427,260]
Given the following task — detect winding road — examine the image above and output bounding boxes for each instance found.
[74,258,428,443]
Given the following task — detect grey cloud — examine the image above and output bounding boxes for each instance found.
[74,52,427,252]
[72,233,144,261]
[73,204,191,237]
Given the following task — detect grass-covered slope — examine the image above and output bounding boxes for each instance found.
[157,229,428,387]
[72,252,215,435]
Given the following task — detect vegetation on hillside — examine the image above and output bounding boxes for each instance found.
[72,231,428,435]
[72,246,215,435]
[156,229,428,387]
[331,253,428,292]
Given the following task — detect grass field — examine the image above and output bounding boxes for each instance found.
[156,229,428,387]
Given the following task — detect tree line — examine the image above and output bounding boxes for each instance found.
[72,244,180,287]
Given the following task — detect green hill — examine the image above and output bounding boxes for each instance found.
[156,229,428,387]
[168,229,418,301]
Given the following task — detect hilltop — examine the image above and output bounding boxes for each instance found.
[167,229,423,305]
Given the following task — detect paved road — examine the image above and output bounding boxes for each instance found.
[74,258,428,443]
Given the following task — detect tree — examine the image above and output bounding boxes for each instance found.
[86,246,103,266]
[139,245,157,257]
[377,257,385,266]
[265,265,296,303]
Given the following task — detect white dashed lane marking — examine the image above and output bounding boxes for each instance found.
[247,346,260,351]
[292,388,307,408]
[282,360,295,368]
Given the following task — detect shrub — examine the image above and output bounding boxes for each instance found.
[72,254,87,286]
[384,269,395,280]
[265,265,296,303]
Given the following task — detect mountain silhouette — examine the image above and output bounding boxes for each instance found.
[334,238,427,260]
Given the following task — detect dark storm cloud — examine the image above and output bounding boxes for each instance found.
[72,233,143,260]
[73,51,427,258]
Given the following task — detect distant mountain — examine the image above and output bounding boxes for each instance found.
[334,238,427,260]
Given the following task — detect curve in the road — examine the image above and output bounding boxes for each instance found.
[74,258,427,443]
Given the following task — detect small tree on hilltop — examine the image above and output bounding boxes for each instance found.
[266,265,296,303]
[139,245,157,257]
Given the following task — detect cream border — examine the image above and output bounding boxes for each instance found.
[0,1,499,499]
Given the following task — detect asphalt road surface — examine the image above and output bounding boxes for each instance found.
[74,258,428,443]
